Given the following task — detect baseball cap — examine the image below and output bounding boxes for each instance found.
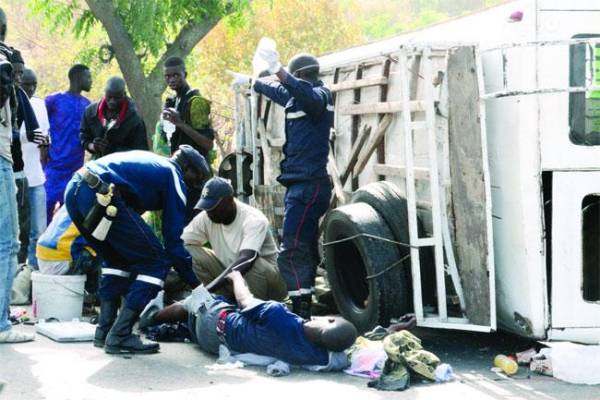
[194,177,234,211]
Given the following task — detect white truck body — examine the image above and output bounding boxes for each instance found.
[232,0,600,343]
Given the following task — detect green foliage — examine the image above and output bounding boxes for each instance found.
[19,0,506,157]
[29,0,249,58]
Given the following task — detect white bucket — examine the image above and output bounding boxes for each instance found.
[31,272,87,321]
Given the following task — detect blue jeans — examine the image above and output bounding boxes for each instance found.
[0,157,19,332]
[27,184,47,269]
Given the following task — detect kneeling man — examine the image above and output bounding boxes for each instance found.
[182,177,286,301]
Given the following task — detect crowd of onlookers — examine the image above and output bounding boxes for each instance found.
[0,4,216,343]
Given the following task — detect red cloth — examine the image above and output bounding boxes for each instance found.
[97,96,128,127]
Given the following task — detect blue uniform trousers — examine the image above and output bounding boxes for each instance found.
[64,174,169,311]
[277,178,331,298]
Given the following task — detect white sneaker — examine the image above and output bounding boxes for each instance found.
[0,329,35,343]
[138,290,164,330]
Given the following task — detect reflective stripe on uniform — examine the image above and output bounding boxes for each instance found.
[286,110,307,120]
[102,268,131,278]
[286,104,334,120]
[288,288,314,297]
[168,165,187,206]
[136,274,164,287]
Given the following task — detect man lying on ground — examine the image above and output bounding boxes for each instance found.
[140,270,357,370]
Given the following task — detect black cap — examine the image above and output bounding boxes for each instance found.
[194,177,234,211]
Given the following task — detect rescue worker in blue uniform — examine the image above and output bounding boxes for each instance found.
[64,145,210,354]
[253,49,333,318]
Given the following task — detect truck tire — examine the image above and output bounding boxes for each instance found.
[324,202,411,333]
[351,181,436,304]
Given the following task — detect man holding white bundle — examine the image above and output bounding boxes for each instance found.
[236,40,334,318]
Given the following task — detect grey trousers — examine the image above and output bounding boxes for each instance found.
[184,243,287,302]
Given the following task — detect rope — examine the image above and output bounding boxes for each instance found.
[322,233,419,280]
[322,232,422,249]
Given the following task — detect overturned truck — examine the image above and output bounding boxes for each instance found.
[228,0,600,343]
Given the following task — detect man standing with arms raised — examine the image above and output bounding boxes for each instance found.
[253,48,334,318]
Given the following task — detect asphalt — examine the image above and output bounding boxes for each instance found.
[1,321,599,400]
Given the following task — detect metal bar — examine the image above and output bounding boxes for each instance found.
[423,48,448,322]
[416,237,436,247]
[480,37,600,52]
[234,91,245,200]
[250,90,262,206]
[419,318,494,333]
[475,45,497,331]
[398,48,424,323]
[482,85,600,99]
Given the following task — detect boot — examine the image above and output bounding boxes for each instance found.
[291,294,312,320]
[104,307,159,354]
[94,300,120,348]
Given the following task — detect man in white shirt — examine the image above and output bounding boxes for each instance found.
[182,177,287,301]
[19,68,49,269]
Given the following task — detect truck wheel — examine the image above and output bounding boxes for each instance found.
[324,202,411,333]
[352,181,435,305]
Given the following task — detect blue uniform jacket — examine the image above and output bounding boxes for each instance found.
[253,75,333,186]
[86,150,195,284]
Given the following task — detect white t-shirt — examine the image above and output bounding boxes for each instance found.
[182,200,278,266]
[20,96,49,187]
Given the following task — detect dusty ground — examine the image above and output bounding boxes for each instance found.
[1,321,599,400]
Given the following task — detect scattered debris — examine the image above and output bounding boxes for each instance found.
[434,363,454,382]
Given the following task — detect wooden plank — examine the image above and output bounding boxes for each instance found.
[352,113,393,177]
[328,153,348,205]
[373,163,430,180]
[330,76,389,92]
[447,46,491,326]
[338,101,425,115]
[340,124,372,185]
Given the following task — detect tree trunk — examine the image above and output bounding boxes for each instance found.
[84,0,220,146]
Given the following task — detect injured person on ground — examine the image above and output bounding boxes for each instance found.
[140,270,357,370]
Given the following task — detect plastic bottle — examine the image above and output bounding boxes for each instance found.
[252,37,277,77]
[494,354,519,375]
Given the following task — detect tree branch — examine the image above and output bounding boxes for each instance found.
[84,0,145,93]
[147,18,221,85]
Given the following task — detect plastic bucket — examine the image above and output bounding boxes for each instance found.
[31,272,87,321]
